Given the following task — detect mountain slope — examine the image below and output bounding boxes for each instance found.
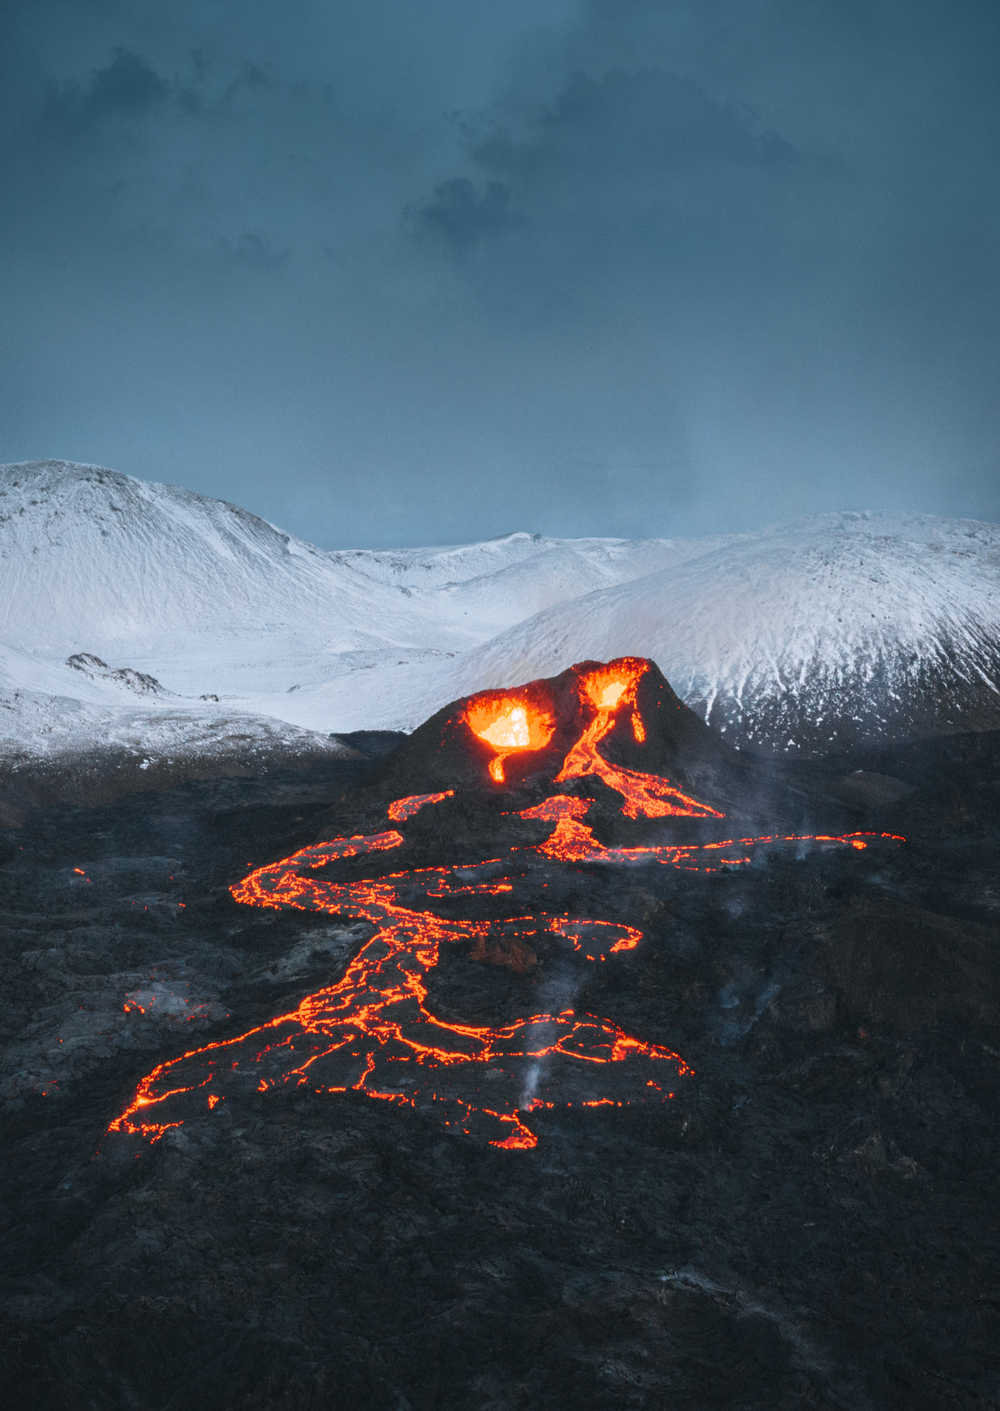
[0,461,704,668]
[0,639,346,766]
[429,513,1000,752]
[0,460,463,656]
[412,537,727,638]
[333,530,728,640]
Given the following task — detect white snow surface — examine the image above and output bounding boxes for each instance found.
[422,511,1000,748]
[2,461,998,761]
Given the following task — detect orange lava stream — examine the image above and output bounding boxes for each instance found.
[520,795,904,871]
[387,791,455,821]
[107,796,902,1151]
[555,659,724,819]
[107,803,694,1150]
[106,661,906,1153]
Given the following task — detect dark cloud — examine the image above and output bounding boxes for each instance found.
[1,1,998,545]
[406,178,521,256]
[42,47,168,135]
[402,62,824,355]
[410,66,806,284]
[481,68,799,178]
[221,231,291,272]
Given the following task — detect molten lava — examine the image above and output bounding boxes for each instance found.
[554,659,725,819]
[387,791,455,822]
[464,693,555,782]
[107,657,906,1154]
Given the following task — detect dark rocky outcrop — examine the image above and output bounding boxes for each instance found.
[67,651,167,696]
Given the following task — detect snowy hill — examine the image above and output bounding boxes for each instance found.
[1,461,998,762]
[0,461,706,761]
[333,530,726,641]
[0,460,463,656]
[0,638,348,766]
[426,513,1000,752]
[0,462,709,660]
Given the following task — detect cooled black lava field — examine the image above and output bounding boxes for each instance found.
[1,665,998,1411]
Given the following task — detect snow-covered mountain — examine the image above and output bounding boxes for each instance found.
[0,637,347,765]
[1,460,998,763]
[335,531,724,638]
[0,460,465,656]
[0,461,707,761]
[0,462,711,661]
[424,513,1000,753]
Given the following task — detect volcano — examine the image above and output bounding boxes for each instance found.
[380,655,735,799]
[107,657,902,1153]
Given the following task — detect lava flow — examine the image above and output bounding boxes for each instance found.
[556,658,724,819]
[464,691,555,782]
[107,657,904,1152]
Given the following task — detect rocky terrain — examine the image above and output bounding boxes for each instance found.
[1,662,997,1409]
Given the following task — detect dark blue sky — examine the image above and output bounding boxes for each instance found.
[2,1,998,545]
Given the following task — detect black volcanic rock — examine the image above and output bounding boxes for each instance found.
[0,719,997,1410]
[817,897,1000,1032]
[332,729,407,759]
[67,651,168,695]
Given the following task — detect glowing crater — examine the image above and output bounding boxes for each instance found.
[464,692,555,782]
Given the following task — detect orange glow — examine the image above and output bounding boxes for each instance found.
[580,662,643,712]
[590,679,627,710]
[520,795,602,862]
[387,791,455,822]
[464,693,555,783]
[478,704,531,748]
[106,817,694,1149]
[553,659,724,820]
[105,657,906,1154]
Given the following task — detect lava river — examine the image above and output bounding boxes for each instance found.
[108,658,904,1151]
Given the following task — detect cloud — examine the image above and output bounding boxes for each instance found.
[406,66,806,273]
[41,47,169,135]
[405,177,521,257]
[221,231,291,271]
[476,68,799,182]
[403,64,812,323]
[1,0,998,546]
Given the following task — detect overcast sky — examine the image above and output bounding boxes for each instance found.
[2,1,998,545]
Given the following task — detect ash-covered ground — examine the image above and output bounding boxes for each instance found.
[1,723,998,1410]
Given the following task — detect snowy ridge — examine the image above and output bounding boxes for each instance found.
[0,460,467,655]
[336,529,722,591]
[1,462,998,762]
[427,513,1000,751]
[333,530,727,639]
[329,531,560,588]
[0,640,343,765]
[1,461,706,760]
